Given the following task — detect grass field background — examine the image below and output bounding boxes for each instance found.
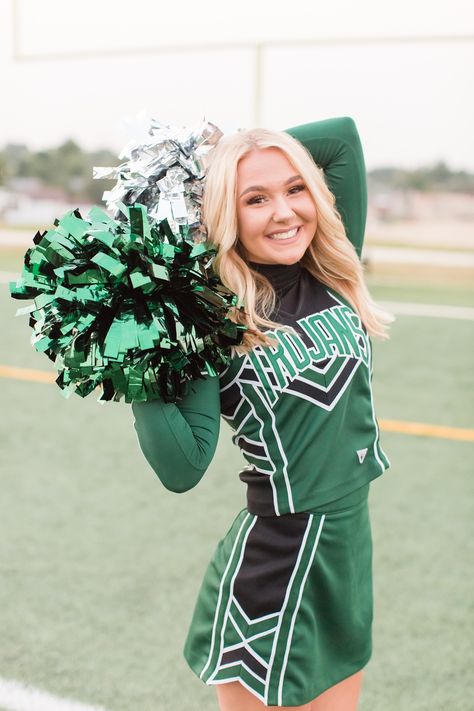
[1,247,473,710]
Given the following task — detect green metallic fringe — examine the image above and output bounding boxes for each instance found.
[10,204,246,403]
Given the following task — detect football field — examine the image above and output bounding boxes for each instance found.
[1,247,473,711]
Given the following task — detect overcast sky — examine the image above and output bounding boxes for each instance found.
[1,0,473,169]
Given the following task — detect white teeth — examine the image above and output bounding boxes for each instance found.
[268,227,298,241]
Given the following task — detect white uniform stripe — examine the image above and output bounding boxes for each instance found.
[367,337,390,472]
[208,675,266,703]
[208,516,258,683]
[252,386,295,514]
[223,623,277,653]
[216,660,266,683]
[222,398,246,423]
[232,597,280,625]
[219,358,249,391]
[199,513,253,680]
[233,407,251,434]
[236,382,281,515]
[222,624,270,669]
[277,515,326,706]
[0,677,110,711]
[290,358,362,411]
[264,514,314,705]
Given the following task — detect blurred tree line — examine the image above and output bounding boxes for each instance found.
[0,140,473,204]
[367,163,474,193]
[0,140,117,204]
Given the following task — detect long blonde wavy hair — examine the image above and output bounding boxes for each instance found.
[203,127,393,353]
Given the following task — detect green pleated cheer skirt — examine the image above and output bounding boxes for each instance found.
[184,483,373,707]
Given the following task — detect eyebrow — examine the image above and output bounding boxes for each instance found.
[239,174,303,198]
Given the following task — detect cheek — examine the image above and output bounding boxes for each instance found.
[303,202,317,242]
[238,208,265,239]
[237,205,250,233]
[302,198,317,224]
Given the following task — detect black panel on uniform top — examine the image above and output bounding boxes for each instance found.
[248,261,339,323]
[239,468,275,515]
[249,260,303,318]
[248,260,302,297]
[285,358,360,407]
[236,436,267,458]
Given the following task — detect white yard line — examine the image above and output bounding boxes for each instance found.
[0,677,111,711]
[378,300,474,320]
[363,246,474,267]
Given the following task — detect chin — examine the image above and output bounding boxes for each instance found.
[247,242,308,265]
[276,256,300,265]
[271,248,307,265]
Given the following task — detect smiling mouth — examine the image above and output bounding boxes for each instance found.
[266,226,300,241]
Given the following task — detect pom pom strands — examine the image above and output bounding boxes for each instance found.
[10,118,247,403]
[94,117,223,242]
[10,204,245,402]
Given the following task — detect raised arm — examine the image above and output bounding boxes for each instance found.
[131,374,221,493]
[285,116,367,258]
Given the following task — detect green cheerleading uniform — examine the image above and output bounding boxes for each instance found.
[131,116,390,706]
[183,486,373,706]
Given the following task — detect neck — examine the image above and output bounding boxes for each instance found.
[248,260,303,296]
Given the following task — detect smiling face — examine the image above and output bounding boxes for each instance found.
[235,147,317,265]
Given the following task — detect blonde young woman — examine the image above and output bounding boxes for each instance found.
[132,116,392,710]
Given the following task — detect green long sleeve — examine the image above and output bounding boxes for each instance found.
[286,116,368,258]
[131,375,221,492]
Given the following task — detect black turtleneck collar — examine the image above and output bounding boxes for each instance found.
[248,260,303,296]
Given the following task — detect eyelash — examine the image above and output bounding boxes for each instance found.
[246,184,306,205]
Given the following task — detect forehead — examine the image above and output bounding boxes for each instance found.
[237,148,297,187]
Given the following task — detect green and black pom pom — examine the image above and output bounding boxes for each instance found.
[10,203,245,403]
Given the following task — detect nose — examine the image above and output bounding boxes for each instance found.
[272,195,295,223]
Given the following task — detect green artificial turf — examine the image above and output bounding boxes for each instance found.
[0,271,473,710]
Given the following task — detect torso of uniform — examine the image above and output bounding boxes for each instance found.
[219,260,390,516]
